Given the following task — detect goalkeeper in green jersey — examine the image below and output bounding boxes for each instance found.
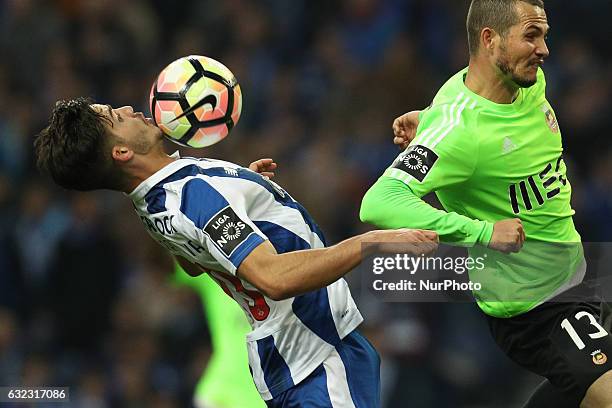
[361,0,612,407]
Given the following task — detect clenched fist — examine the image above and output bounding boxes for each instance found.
[488,219,525,254]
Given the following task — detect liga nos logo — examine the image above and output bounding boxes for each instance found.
[392,145,438,182]
[205,206,254,257]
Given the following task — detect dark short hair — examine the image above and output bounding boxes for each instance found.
[34,97,120,191]
[467,0,545,55]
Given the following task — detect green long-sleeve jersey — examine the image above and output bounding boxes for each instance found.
[361,67,584,318]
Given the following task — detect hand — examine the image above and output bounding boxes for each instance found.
[249,158,277,178]
[368,229,439,256]
[392,110,421,150]
[488,219,525,254]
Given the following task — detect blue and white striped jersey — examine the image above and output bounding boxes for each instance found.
[129,157,363,400]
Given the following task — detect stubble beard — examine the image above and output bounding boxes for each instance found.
[496,45,537,89]
[131,128,159,155]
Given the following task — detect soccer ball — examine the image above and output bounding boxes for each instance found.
[149,55,242,148]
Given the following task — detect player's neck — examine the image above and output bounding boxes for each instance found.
[120,152,178,194]
[465,59,519,104]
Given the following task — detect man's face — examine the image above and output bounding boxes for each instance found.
[92,104,163,154]
[493,2,550,88]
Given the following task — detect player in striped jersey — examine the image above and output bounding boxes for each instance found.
[361,1,612,407]
[34,97,438,407]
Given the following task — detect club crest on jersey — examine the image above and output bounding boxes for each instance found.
[541,104,559,133]
[591,350,608,366]
[392,144,438,182]
[204,206,254,257]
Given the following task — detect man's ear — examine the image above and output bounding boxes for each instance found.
[112,145,134,163]
[481,27,498,54]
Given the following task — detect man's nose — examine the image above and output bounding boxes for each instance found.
[536,39,549,59]
[118,106,135,114]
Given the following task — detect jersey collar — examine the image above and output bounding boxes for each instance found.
[127,152,190,201]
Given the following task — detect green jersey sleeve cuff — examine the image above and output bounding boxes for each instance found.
[418,109,426,122]
[476,221,494,246]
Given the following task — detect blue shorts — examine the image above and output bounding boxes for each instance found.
[265,330,380,408]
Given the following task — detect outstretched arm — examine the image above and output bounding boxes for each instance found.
[238,229,438,301]
[361,176,493,244]
[176,228,438,300]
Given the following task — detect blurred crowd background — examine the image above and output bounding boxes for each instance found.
[1,0,611,407]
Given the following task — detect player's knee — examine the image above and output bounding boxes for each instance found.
[580,369,612,408]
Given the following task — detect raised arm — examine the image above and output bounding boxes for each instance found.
[364,106,524,252]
